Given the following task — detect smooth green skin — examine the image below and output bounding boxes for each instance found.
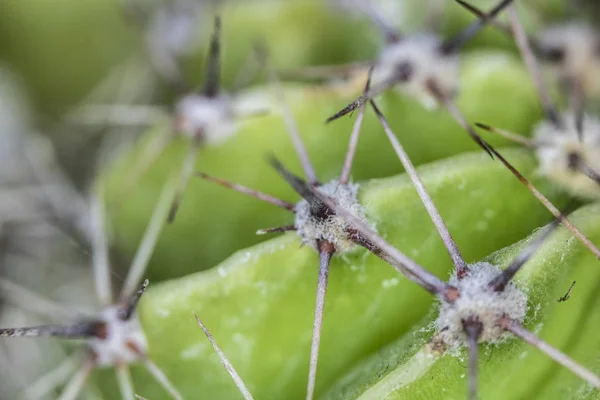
[323,203,600,400]
[105,49,542,282]
[100,149,569,399]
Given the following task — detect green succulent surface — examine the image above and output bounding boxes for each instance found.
[107,149,571,399]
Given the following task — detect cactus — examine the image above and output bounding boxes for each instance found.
[1,1,600,400]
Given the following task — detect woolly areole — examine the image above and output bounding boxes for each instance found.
[175,94,236,144]
[89,305,147,367]
[294,180,368,253]
[537,23,600,97]
[534,112,600,199]
[371,33,459,109]
[436,262,528,347]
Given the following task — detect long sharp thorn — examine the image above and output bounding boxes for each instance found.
[339,66,374,185]
[266,55,319,185]
[256,225,296,235]
[116,365,136,400]
[90,180,112,306]
[203,16,221,98]
[573,156,600,185]
[278,62,369,83]
[268,157,322,206]
[120,280,150,321]
[508,5,562,127]
[483,143,600,259]
[121,171,178,299]
[475,122,536,148]
[427,80,495,159]
[143,359,184,400]
[196,172,296,211]
[167,141,201,223]
[462,318,483,400]
[370,100,468,275]
[453,0,514,36]
[111,131,171,211]
[306,240,335,400]
[24,353,80,400]
[0,278,85,320]
[570,79,586,142]
[326,95,369,123]
[488,218,560,292]
[56,358,95,400]
[0,321,100,338]
[231,48,266,94]
[500,316,600,389]
[439,0,515,54]
[194,315,255,400]
[326,74,398,123]
[352,0,401,43]
[305,186,454,298]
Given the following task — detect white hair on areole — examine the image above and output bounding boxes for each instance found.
[436,262,528,349]
[294,180,371,252]
[533,112,600,199]
[537,23,600,97]
[174,94,236,144]
[371,33,459,109]
[89,306,148,368]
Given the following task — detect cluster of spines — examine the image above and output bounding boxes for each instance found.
[2,1,600,399]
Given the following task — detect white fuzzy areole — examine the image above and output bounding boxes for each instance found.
[371,33,459,109]
[174,94,236,144]
[537,23,600,96]
[534,112,600,199]
[88,306,148,368]
[294,180,369,253]
[436,262,528,348]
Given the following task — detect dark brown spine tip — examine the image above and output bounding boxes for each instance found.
[91,321,109,340]
[456,265,470,280]
[318,239,336,255]
[444,286,461,303]
[462,316,483,337]
[497,314,511,330]
[475,122,491,130]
